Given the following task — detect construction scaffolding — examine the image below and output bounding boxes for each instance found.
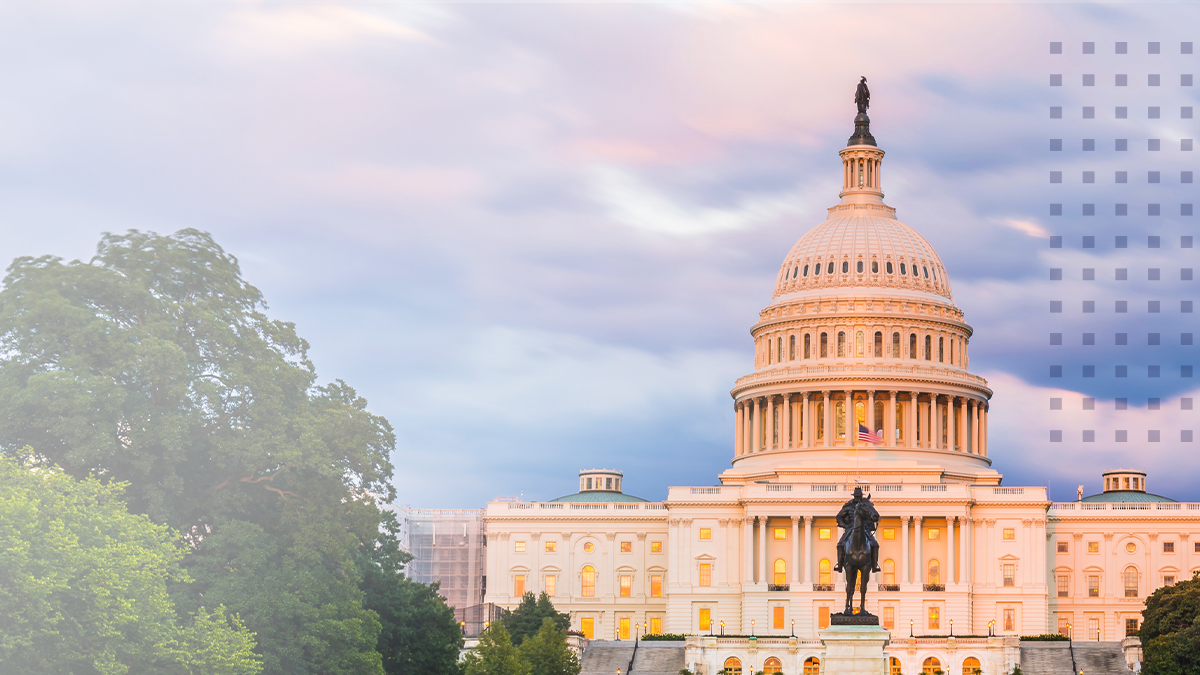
[404,508,491,634]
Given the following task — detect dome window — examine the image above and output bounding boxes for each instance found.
[827,262,834,275]
[814,263,821,276]
[886,262,894,274]
[872,261,879,273]
[803,264,809,277]
[923,266,929,278]
[900,263,907,275]
[841,261,849,274]
[793,266,798,278]
[856,261,864,273]
[932,268,937,281]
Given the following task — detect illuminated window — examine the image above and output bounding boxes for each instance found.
[856,331,865,357]
[817,607,830,629]
[581,618,594,639]
[772,607,785,630]
[515,541,526,552]
[700,609,711,633]
[928,606,940,629]
[962,656,982,675]
[924,335,932,360]
[1057,541,1068,553]
[883,528,895,540]
[928,528,940,540]
[774,528,787,540]
[892,332,900,359]
[1124,566,1139,597]
[1088,575,1099,597]
[889,656,902,675]
[723,657,742,675]
[789,335,795,360]
[1165,541,1175,553]
[545,575,556,597]
[1003,608,1015,632]
[1058,616,1069,635]
[883,559,895,585]
[514,575,526,596]
[909,333,917,359]
[835,401,846,439]
[699,528,711,540]
[545,541,557,553]
[1126,542,1137,554]
[774,559,787,585]
[820,332,828,358]
[651,541,662,553]
[874,331,883,357]
[1126,618,1139,636]
[1003,564,1015,587]
[619,617,629,640]
[699,564,711,587]
[804,658,821,675]
[819,528,831,540]
[764,658,782,675]
[819,558,832,585]
[1057,575,1069,597]
[882,606,895,629]
[838,331,846,357]
[928,559,940,585]
[619,574,631,597]
[1002,528,1015,540]
[621,541,632,553]
[1088,541,1099,553]
[649,617,661,634]
[581,565,595,597]
[923,656,941,674]
[583,542,595,554]
[650,574,662,597]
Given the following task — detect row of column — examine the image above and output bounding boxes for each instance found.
[734,391,989,456]
[741,514,975,587]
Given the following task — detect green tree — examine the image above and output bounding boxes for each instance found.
[463,625,530,675]
[503,592,571,646]
[519,618,580,675]
[0,230,397,674]
[1140,572,1200,675]
[0,453,261,674]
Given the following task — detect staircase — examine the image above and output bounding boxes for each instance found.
[1073,642,1133,674]
[1019,643,1074,675]
[580,641,636,675]
[632,641,686,675]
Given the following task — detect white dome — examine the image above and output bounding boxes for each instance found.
[772,214,953,302]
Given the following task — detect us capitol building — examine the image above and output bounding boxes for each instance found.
[475,104,1191,675]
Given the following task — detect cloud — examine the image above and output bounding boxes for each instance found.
[1000,219,1050,239]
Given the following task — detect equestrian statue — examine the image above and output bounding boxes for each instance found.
[834,486,880,616]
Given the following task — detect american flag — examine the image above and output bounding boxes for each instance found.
[857,424,883,445]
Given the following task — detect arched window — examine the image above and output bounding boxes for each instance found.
[892,332,900,358]
[814,262,821,276]
[778,337,783,363]
[923,266,929,278]
[793,266,798,279]
[872,261,879,273]
[827,262,834,274]
[803,658,821,675]
[909,334,917,359]
[842,261,849,274]
[889,657,903,675]
[887,262,894,274]
[874,331,883,357]
[774,559,787,585]
[837,331,846,357]
[581,565,596,597]
[835,401,846,439]
[790,335,796,360]
[819,558,832,585]
[900,263,907,276]
[924,335,931,360]
[882,559,896,585]
[856,260,864,273]
[804,334,811,359]
[856,331,865,357]
[939,337,944,362]
[816,402,825,440]
[927,559,940,585]
[820,333,828,358]
[923,657,942,675]
[763,658,782,675]
[962,657,982,675]
[950,339,954,365]
[1125,566,1139,597]
[803,264,809,276]
[723,657,742,675]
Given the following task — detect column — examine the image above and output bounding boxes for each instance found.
[985,520,995,586]
[962,517,972,585]
[907,393,918,448]
[960,399,968,452]
[802,393,812,448]
[743,517,754,584]
[886,391,897,447]
[823,391,832,447]
[867,390,876,437]
[914,516,924,586]
[846,390,855,446]
[758,515,768,585]
[947,397,957,451]
[982,405,989,456]
[734,402,744,456]
[901,516,910,584]
[791,516,801,584]
[782,394,792,449]
[804,516,814,585]
[767,396,776,450]
[752,398,762,453]
[931,394,941,450]
[947,516,956,585]
[973,401,981,455]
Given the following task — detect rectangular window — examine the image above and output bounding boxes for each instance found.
[650,617,661,635]
[1088,541,1100,553]
[928,606,940,630]
[621,541,632,553]
[1003,564,1015,587]
[1126,618,1139,636]
[1088,617,1099,639]
[1164,575,1176,586]
[1058,616,1069,635]
[818,606,830,629]
[515,541,526,552]
[1057,575,1069,597]
[545,541,557,553]
[1125,569,1139,597]
[581,618,594,639]
[819,528,831,540]
[1057,541,1068,553]
[514,575,526,596]
[774,528,787,540]
[620,574,632,597]
[698,608,710,632]
[1003,608,1015,632]
[882,606,895,630]
[699,564,711,587]
[883,528,895,540]
[927,528,940,540]
[650,574,662,597]
[773,606,785,629]
[1164,542,1175,553]
[617,617,630,640]
[1088,575,1100,597]
[545,575,556,597]
[1002,528,1015,540]
[606,477,612,490]
[651,541,662,553]
[699,528,712,540]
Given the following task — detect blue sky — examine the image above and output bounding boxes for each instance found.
[1,2,1197,507]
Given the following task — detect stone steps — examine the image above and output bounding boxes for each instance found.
[581,641,636,675]
[632,640,685,675]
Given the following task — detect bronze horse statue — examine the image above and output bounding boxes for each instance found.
[842,499,876,615]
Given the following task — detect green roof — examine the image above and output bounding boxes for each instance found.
[1080,490,1176,503]
[548,491,649,503]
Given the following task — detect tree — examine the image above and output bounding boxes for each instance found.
[519,618,581,675]
[1140,572,1200,675]
[502,592,571,646]
[0,453,261,674]
[463,625,530,675]
[0,230,397,674]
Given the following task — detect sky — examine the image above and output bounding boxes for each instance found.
[0,1,1197,507]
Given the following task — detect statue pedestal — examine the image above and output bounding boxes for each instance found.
[818,623,890,675]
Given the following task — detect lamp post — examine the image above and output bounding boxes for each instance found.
[1067,623,1073,641]
[950,619,954,637]
[909,619,914,637]
[988,620,995,637]
[1096,628,1101,642]
[460,621,466,636]
[791,619,795,638]
[720,621,725,636]
[708,620,713,637]
[751,619,755,637]
[636,623,642,644]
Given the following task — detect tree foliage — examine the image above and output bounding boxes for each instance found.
[463,625,530,675]
[519,618,581,675]
[0,453,261,674]
[502,592,571,646]
[1140,572,1200,675]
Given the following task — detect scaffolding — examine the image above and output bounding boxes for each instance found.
[404,508,489,633]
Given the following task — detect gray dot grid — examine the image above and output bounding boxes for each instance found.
[1047,41,1196,445]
